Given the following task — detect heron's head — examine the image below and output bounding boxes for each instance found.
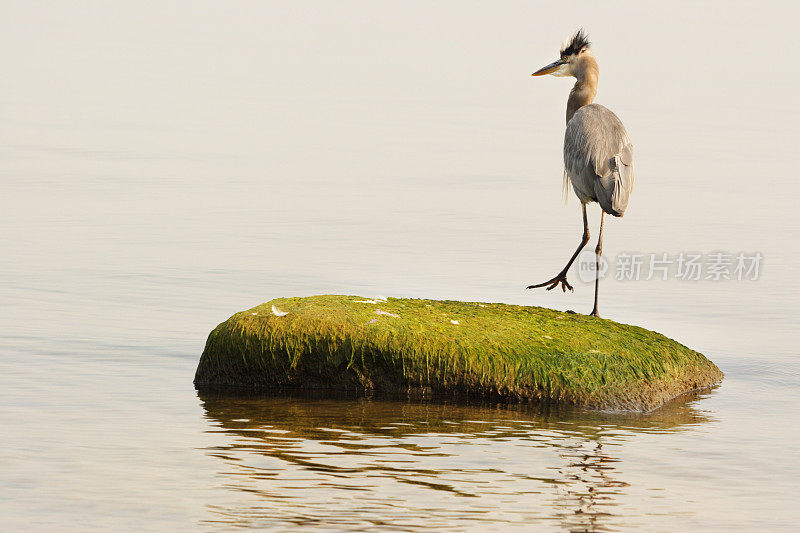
[532,29,594,79]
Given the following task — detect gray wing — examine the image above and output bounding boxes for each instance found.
[563,104,635,217]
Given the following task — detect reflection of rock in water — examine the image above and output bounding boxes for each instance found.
[197,388,716,531]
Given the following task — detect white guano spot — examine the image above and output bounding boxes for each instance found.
[272,305,289,317]
[450,320,460,325]
[375,309,399,318]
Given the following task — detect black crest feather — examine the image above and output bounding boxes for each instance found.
[560,29,590,57]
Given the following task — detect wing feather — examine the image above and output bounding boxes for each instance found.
[563,104,635,216]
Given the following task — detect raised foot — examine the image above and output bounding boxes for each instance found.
[526,272,573,292]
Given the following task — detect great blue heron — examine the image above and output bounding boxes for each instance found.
[526,30,635,317]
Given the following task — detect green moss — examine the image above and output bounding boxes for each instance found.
[194,295,723,411]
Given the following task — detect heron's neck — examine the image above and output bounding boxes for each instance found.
[566,56,599,123]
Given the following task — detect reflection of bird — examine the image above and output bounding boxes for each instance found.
[526,30,635,317]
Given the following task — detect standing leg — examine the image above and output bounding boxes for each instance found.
[527,203,589,292]
[590,211,605,317]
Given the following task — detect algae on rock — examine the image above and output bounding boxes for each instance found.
[194,295,723,411]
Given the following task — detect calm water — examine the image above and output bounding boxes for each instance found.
[1,2,798,531]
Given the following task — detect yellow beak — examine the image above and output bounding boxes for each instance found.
[532,59,566,76]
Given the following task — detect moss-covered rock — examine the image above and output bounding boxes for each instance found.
[194,295,723,412]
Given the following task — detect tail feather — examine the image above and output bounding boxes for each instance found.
[593,145,635,217]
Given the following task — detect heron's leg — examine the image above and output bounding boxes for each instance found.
[527,203,589,293]
[590,212,605,317]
